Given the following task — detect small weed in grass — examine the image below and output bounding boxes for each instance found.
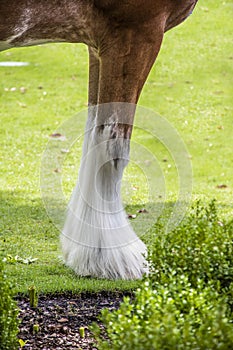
[28,285,38,308]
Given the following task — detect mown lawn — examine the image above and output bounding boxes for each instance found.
[0,0,232,294]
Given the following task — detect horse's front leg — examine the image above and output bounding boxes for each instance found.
[61,22,164,279]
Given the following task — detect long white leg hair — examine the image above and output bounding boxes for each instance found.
[61,103,148,279]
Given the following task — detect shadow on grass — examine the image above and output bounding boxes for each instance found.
[0,188,180,243]
[0,190,57,247]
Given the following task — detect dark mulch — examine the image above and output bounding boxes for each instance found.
[17,291,132,350]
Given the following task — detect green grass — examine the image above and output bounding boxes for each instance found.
[0,0,232,294]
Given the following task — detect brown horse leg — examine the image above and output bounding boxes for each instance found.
[88,47,100,106]
[61,21,165,279]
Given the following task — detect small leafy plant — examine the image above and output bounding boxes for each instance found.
[0,262,19,350]
[28,285,38,308]
[18,338,28,349]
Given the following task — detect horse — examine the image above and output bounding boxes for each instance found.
[0,0,198,279]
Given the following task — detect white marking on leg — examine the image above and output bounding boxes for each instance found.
[61,109,148,280]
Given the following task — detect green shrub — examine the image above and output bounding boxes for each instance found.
[0,262,19,350]
[91,277,233,350]
[92,202,233,349]
[148,200,233,294]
